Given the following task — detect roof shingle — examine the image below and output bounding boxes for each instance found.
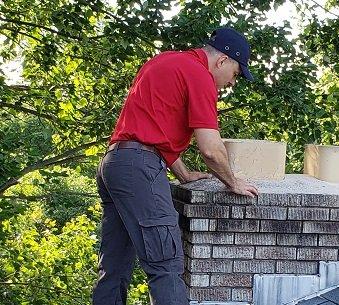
[297,288,339,305]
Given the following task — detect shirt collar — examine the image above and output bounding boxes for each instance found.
[186,48,209,70]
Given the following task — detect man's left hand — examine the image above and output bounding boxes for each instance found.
[183,171,213,183]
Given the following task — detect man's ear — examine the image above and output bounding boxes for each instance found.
[216,54,229,68]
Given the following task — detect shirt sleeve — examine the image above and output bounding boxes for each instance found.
[186,69,219,130]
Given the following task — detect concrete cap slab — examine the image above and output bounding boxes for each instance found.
[174,174,339,195]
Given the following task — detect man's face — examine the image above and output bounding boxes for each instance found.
[213,55,241,90]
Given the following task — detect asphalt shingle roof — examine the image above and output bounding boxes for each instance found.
[298,288,339,305]
[322,289,339,303]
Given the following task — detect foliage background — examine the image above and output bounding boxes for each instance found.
[0,0,338,304]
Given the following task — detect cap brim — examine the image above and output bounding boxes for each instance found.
[240,64,254,81]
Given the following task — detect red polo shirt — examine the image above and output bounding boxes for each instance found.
[109,49,218,166]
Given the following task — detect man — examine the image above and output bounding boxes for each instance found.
[93,27,258,305]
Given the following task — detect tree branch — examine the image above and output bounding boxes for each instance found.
[0,16,83,40]
[65,52,113,69]
[0,29,26,49]
[6,85,31,91]
[0,137,110,195]
[5,84,72,91]
[0,194,50,200]
[83,1,160,50]
[0,191,98,200]
[308,0,339,18]
[0,26,43,43]
[0,6,29,19]
[0,101,58,121]
[217,103,253,114]
[0,155,87,194]
[0,16,124,42]
[0,29,115,70]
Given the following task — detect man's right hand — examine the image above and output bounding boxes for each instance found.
[229,178,258,198]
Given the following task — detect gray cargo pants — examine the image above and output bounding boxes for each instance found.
[92,143,189,305]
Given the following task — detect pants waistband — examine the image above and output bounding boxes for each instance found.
[108,141,162,159]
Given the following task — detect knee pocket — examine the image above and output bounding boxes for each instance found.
[139,215,183,263]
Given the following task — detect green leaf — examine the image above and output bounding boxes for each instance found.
[79,97,87,108]
[84,146,99,156]
[55,89,63,99]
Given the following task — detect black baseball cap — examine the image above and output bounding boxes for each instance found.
[206,28,254,81]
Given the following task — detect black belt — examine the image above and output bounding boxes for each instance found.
[108,141,162,159]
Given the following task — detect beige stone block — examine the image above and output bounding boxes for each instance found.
[304,144,339,183]
[222,139,287,180]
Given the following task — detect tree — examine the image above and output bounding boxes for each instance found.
[0,0,338,304]
[1,0,332,195]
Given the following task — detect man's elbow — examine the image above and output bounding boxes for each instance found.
[200,148,215,161]
[199,145,224,163]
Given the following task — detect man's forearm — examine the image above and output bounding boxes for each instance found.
[169,157,190,183]
[194,129,258,197]
[200,142,237,188]
[194,128,237,188]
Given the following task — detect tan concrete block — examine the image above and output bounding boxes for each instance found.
[222,139,286,180]
[304,144,339,183]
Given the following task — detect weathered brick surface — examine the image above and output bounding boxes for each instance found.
[276,261,318,274]
[233,260,276,273]
[277,233,317,246]
[232,288,253,302]
[210,274,252,287]
[171,179,339,207]
[301,194,339,207]
[246,206,287,220]
[188,287,232,302]
[209,220,217,231]
[318,234,339,247]
[261,220,302,233]
[182,204,230,218]
[172,185,256,205]
[185,232,234,245]
[186,258,233,273]
[330,209,339,221]
[213,193,257,205]
[255,246,296,260]
[218,219,260,232]
[184,242,211,258]
[257,193,302,207]
[297,248,338,261]
[184,272,210,287]
[213,246,254,259]
[235,233,276,245]
[170,186,213,204]
[172,178,339,303]
[231,206,245,219]
[288,207,329,220]
[303,221,339,234]
[189,218,210,231]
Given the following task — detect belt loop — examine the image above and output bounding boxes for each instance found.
[104,142,113,156]
[136,142,142,154]
[112,142,119,155]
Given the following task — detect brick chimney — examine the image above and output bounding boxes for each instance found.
[171,174,339,305]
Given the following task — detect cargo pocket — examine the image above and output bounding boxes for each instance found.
[139,215,183,263]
